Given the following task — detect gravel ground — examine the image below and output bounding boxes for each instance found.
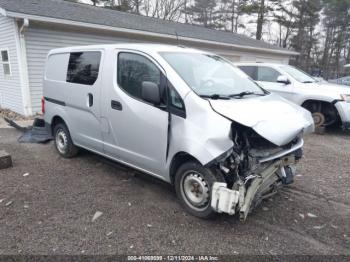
[0,126,349,256]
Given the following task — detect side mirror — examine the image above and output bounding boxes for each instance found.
[277,75,290,85]
[141,81,161,105]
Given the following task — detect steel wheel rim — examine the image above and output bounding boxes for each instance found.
[56,129,68,154]
[180,171,210,211]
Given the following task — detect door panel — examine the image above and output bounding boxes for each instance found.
[65,51,103,152]
[102,50,168,176]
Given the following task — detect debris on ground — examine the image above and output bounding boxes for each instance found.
[147,224,152,228]
[128,202,131,206]
[92,211,103,222]
[299,213,305,219]
[4,117,52,143]
[106,231,113,236]
[0,108,34,121]
[0,150,12,169]
[23,173,30,177]
[5,201,13,207]
[307,213,318,218]
[0,199,4,203]
[313,225,326,230]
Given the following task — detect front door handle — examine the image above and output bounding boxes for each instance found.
[111,100,122,111]
[87,93,93,107]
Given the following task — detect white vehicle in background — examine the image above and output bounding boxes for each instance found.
[328,76,350,86]
[236,63,350,129]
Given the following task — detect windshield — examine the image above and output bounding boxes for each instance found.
[279,65,316,83]
[160,52,265,97]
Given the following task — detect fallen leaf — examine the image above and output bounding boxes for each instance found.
[92,211,103,222]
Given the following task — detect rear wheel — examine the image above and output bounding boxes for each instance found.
[175,161,224,219]
[53,123,78,158]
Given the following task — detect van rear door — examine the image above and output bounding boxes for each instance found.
[65,50,103,152]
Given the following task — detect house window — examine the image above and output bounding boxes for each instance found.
[1,49,11,76]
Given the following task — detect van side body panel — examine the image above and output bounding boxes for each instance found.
[43,45,235,183]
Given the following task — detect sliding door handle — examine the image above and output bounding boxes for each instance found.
[111,100,122,111]
[87,93,93,107]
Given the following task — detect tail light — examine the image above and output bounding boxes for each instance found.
[41,97,45,114]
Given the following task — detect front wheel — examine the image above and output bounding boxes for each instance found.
[174,161,224,219]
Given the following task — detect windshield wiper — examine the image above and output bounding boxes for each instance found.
[229,91,264,98]
[199,94,230,100]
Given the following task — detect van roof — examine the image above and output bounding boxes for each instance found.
[48,43,205,55]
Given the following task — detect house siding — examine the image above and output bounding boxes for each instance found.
[0,15,24,114]
[25,26,139,113]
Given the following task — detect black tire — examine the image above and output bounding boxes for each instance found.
[53,123,78,158]
[174,161,225,219]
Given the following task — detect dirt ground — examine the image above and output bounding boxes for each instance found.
[0,125,349,256]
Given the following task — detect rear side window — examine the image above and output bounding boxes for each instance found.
[117,52,161,100]
[67,52,101,85]
[238,66,257,80]
[239,66,281,82]
[256,66,281,82]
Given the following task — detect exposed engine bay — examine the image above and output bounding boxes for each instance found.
[209,122,303,221]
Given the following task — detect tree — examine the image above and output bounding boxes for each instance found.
[219,0,248,32]
[187,0,221,29]
[273,0,297,47]
[243,0,278,40]
[286,0,321,71]
[321,0,350,78]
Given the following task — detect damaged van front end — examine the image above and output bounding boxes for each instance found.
[207,96,314,220]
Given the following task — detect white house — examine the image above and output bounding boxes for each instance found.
[0,0,297,116]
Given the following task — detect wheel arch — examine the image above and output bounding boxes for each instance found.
[301,99,341,125]
[51,115,67,133]
[169,152,201,185]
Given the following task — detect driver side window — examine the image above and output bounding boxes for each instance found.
[117,52,161,101]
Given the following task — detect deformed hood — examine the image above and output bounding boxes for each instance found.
[209,93,315,146]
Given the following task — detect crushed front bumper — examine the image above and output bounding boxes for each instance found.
[211,155,296,221]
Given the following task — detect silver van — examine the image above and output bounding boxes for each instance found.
[43,44,314,220]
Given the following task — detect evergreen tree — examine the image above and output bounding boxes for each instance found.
[187,0,221,29]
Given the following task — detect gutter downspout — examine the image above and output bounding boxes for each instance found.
[15,18,32,116]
